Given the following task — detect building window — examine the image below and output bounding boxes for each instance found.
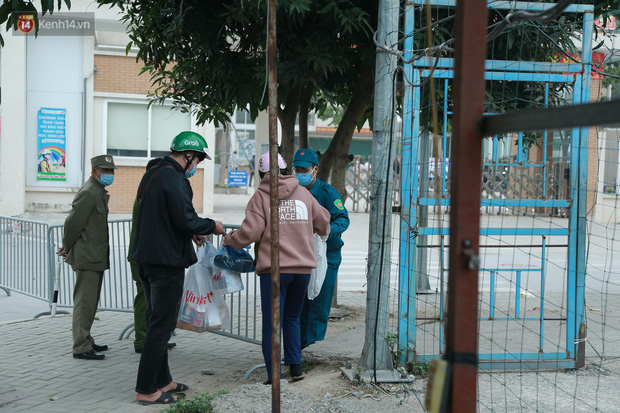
[106,101,193,157]
[232,108,256,162]
[235,109,254,125]
[235,129,256,161]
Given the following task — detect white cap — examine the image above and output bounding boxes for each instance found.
[258,152,287,173]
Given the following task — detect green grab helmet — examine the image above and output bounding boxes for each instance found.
[170,131,212,160]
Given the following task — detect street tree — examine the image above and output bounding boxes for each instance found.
[94,0,376,194]
[0,0,617,199]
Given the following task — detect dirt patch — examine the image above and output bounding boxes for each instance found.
[209,305,428,412]
[211,371,426,412]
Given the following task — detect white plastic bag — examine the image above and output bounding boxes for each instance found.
[308,234,327,300]
[177,242,230,332]
[212,265,244,294]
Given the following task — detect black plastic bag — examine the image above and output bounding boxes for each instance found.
[213,245,255,273]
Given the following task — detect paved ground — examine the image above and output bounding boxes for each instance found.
[2,193,620,411]
[0,193,376,411]
[0,290,371,412]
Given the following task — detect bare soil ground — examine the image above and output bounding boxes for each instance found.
[209,305,428,412]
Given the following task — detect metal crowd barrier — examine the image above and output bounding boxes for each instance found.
[210,226,260,345]
[0,216,261,349]
[117,224,261,346]
[0,217,54,314]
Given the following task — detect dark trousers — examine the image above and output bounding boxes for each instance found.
[135,264,184,394]
[260,272,310,381]
[300,252,342,348]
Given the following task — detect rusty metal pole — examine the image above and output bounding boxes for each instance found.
[446,1,488,412]
[267,0,280,411]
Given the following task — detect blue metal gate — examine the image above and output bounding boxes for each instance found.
[398,1,593,370]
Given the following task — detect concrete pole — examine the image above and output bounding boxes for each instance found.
[358,0,399,381]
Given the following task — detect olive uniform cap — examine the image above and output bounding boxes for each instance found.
[91,155,117,169]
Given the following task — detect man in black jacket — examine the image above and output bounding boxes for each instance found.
[132,131,224,406]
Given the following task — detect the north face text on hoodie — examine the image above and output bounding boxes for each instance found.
[278,199,308,223]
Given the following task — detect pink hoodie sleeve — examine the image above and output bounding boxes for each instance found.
[226,193,267,250]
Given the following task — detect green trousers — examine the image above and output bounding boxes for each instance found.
[131,262,147,351]
[72,269,104,354]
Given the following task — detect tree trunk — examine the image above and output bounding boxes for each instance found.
[298,81,315,150]
[330,153,355,201]
[278,83,304,167]
[319,62,375,198]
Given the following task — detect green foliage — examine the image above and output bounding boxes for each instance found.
[386,332,406,368]
[386,333,431,376]
[602,61,620,94]
[316,103,344,126]
[96,0,376,129]
[410,3,619,136]
[519,132,544,152]
[4,0,618,170]
[163,390,228,413]
[408,362,430,377]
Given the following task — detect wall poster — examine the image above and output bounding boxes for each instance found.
[37,107,66,181]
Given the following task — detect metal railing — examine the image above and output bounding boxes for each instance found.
[0,216,261,347]
[0,217,52,306]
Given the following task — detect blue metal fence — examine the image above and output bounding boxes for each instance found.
[399,0,593,370]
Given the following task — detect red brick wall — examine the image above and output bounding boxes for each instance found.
[94,54,205,214]
[107,166,204,214]
[94,55,154,94]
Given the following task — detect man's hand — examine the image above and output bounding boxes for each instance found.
[212,221,225,236]
[193,234,208,246]
[56,246,67,259]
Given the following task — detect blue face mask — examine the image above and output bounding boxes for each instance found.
[185,166,196,179]
[98,173,114,187]
[294,172,313,187]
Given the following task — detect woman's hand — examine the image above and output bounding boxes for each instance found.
[223,230,235,246]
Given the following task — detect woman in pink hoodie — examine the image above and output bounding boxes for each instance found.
[224,153,330,383]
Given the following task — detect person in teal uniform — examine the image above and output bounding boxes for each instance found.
[292,149,350,349]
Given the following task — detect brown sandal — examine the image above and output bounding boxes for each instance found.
[291,372,306,381]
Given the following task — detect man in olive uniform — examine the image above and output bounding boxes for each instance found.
[57,155,116,360]
[292,149,350,349]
